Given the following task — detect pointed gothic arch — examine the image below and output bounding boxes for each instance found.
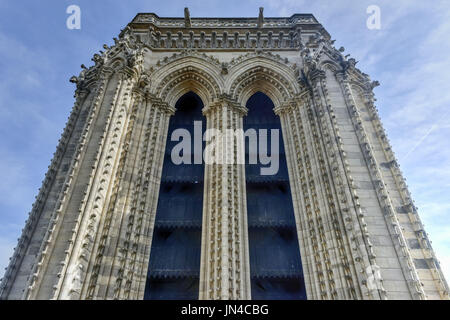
[149,56,224,107]
[226,56,300,107]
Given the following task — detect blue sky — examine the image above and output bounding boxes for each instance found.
[0,0,449,284]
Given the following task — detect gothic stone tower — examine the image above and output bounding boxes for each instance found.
[1,9,448,300]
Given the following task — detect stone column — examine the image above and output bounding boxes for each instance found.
[52,65,142,300]
[108,96,175,300]
[275,100,319,299]
[275,95,360,300]
[199,96,251,300]
[275,66,388,300]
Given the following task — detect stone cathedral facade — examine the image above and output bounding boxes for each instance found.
[0,9,448,300]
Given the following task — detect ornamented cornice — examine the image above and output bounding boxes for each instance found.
[126,10,330,51]
[132,13,320,28]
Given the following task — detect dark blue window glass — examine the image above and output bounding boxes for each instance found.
[245,92,306,300]
[144,92,205,300]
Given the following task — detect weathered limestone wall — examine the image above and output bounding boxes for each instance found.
[323,68,412,299]
[1,11,447,300]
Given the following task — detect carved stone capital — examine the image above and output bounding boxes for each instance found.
[334,70,348,83]
[202,95,248,117]
[145,95,176,115]
[307,68,326,85]
[274,101,295,115]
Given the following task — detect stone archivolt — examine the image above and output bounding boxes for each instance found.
[0,12,448,301]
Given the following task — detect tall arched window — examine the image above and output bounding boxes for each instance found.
[144,92,205,300]
[244,92,306,300]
